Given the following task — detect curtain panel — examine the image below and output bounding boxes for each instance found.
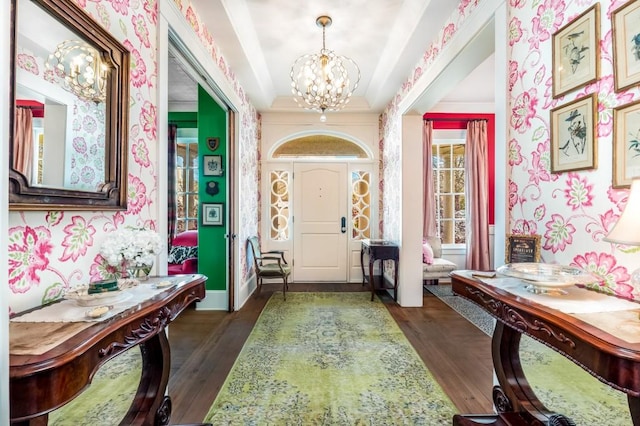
[423,121,437,238]
[465,120,490,270]
[13,107,34,180]
[167,123,178,248]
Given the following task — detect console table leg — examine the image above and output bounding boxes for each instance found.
[628,395,640,426]
[369,259,375,301]
[491,322,551,423]
[121,330,172,425]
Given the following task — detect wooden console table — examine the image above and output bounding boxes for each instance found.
[9,274,207,425]
[360,239,399,301]
[450,271,640,426]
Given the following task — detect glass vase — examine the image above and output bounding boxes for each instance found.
[126,260,153,281]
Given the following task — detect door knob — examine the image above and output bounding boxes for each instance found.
[341,217,347,233]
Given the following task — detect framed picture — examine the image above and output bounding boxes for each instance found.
[613,99,640,188]
[206,137,220,152]
[505,234,541,263]
[202,203,224,226]
[203,155,224,176]
[552,4,600,98]
[550,93,597,173]
[613,0,640,92]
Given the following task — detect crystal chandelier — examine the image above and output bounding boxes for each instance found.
[290,16,360,122]
[46,40,108,103]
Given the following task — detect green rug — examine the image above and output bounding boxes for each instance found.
[203,292,457,424]
[426,285,631,425]
[47,348,141,425]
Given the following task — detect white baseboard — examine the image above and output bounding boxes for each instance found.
[196,290,228,310]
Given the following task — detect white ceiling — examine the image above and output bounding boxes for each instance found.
[169,0,495,114]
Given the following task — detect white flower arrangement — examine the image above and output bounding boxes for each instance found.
[100,227,163,267]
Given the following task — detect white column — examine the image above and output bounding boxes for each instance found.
[398,114,424,307]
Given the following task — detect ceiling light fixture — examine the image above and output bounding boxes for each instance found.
[290,16,360,122]
[46,40,108,103]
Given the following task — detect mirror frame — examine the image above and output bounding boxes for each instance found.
[9,0,130,210]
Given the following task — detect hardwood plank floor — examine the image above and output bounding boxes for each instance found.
[167,283,495,424]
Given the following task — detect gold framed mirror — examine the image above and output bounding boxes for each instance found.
[10,0,130,210]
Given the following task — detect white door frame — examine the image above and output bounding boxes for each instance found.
[262,158,377,283]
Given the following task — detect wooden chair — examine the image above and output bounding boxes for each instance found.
[247,236,291,300]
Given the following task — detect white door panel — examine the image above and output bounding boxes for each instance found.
[294,163,347,281]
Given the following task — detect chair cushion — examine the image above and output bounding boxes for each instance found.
[426,236,443,258]
[422,239,434,264]
[423,258,457,279]
[168,245,198,264]
[258,263,291,277]
[172,230,198,247]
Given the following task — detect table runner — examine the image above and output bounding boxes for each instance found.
[10,277,185,356]
[456,270,640,344]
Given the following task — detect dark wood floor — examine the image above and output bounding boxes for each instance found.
[167,282,495,424]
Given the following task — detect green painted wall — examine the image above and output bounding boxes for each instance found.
[168,111,197,128]
[197,85,227,291]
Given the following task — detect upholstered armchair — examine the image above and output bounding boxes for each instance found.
[168,230,198,275]
[422,236,457,286]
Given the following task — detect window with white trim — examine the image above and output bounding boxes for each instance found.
[176,128,199,232]
[432,132,466,245]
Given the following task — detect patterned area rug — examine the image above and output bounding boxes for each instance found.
[426,285,632,426]
[47,348,141,425]
[204,292,457,424]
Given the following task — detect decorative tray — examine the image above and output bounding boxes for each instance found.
[496,263,598,295]
[65,287,130,307]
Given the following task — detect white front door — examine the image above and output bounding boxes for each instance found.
[293,163,348,281]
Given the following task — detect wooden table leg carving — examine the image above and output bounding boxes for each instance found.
[121,329,172,425]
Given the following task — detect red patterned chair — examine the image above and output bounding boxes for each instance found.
[168,230,198,275]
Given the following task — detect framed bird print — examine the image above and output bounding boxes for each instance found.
[612,0,640,92]
[552,4,600,98]
[613,99,640,188]
[550,94,597,173]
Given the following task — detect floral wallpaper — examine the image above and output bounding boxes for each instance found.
[382,0,640,300]
[508,0,639,299]
[8,0,261,314]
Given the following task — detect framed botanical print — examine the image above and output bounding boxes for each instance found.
[552,3,600,98]
[202,203,224,226]
[550,94,598,173]
[613,99,640,188]
[612,0,640,92]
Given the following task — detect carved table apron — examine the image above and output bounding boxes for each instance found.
[10,274,207,425]
[451,271,640,426]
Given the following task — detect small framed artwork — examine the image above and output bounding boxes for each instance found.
[612,0,640,92]
[203,155,224,176]
[505,234,541,263]
[552,3,600,98]
[550,93,597,173]
[202,203,224,226]
[206,137,220,152]
[613,99,640,188]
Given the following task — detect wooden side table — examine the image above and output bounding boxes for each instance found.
[360,239,399,301]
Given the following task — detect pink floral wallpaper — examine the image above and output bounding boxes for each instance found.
[508,0,639,299]
[8,0,261,314]
[383,0,640,300]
